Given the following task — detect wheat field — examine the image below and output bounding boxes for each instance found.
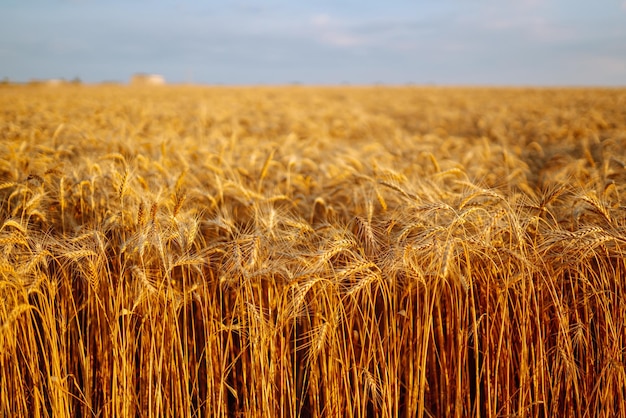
[1,84,626,417]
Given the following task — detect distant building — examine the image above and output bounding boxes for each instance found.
[130,73,166,86]
[28,78,67,86]
[45,79,66,86]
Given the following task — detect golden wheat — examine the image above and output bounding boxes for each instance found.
[1,84,626,417]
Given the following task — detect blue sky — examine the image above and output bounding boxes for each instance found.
[1,0,625,85]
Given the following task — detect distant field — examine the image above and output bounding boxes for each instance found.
[1,85,626,417]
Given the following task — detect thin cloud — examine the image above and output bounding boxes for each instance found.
[526,19,577,43]
[463,4,578,45]
[593,56,626,74]
[309,14,366,47]
[311,14,331,27]
[517,0,547,9]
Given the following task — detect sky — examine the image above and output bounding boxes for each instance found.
[1,0,625,86]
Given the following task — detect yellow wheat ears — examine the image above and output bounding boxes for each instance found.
[2,85,626,417]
